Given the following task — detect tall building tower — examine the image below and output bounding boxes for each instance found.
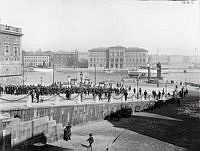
[0,24,23,85]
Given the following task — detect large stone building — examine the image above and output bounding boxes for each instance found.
[124,47,148,69]
[0,24,23,85]
[88,46,148,70]
[88,47,107,69]
[52,51,78,67]
[23,50,51,67]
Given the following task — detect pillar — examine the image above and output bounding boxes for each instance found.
[147,64,151,83]
[78,94,81,103]
[55,95,60,105]
[27,95,32,107]
[122,95,125,102]
[95,95,99,102]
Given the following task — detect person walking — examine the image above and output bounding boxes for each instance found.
[107,91,111,102]
[35,89,40,103]
[139,88,142,96]
[63,123,72,141]
[124,90,128,101]
[87,133,94,151]
[30,90,35,103]
[133,88,136,94]
[144,90,148,100]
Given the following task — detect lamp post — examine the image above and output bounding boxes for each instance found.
[136,73,142,99]
[52,63,55,85]
[137,76,139,99]
[94,64,96,86]
[40,76,43,85]
[80,72,83,86]
[147,63,151,83]
[22,63,24,86]
[165,80,168,94]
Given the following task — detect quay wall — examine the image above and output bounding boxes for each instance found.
[0,101,155,150]
[1,101,154,126]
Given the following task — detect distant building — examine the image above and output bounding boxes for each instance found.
[0,24,23,85]
[168,55,186,64]
[88,46,148,70]
[23,50,51,67]
[125,47,148,69]
[78,52,88,68]
[88,47,108,70]
[108,46,126,69]
[149,55,169,65]
[52,51,78,67]
[78,52,88,61]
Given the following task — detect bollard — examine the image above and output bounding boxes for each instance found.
[110,95,113,102]
[95,95,99,102]
[27,95,32,107]
[122,95,125,102]
[55,95,60,105]
[78,94,81,103]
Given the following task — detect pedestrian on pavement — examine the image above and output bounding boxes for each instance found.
[63,123,72,141]
[144,90,148,100]
[87,133,94,151]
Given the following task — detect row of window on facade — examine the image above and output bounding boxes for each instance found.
[90,57,146,63]
[89,52,106,56]
[126,58,146,63]
[90,64,105,67]
[110,63,123,68]
[25,63,44,66]
[90,58,106,62]
[25,60,49,63]
[24,56,49,59]
[125,52,147,56]
[109,52,124,56]
[5,57,19,61]
[110,58,123,62]
[5,45,19,56]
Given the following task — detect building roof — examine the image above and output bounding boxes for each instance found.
[0,24,23,36]
[53,51,77,55]
[23,51,51,56]
[88,47,108,52]
[88,46,148,52]
[108,46,126,50]
[126,47,148,52]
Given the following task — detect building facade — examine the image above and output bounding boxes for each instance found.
[88,46,148,70]
[108,46,126,69]
[124,47,148,69]
[88,47,107,70]
[23,51,51,67]
[52,51,78,67]
[0,24,23,85]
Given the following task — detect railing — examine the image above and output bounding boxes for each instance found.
[0,24,22,34]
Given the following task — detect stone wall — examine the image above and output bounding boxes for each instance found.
[0,116,63,150]
[2,101,154,127]
[0,101,154,150]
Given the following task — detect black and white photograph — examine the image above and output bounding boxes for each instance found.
[0,0,199,151]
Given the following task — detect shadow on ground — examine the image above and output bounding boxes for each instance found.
[105,95,200,151]
[12,144,74,151]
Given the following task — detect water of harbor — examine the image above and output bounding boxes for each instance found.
[24,68,200,86]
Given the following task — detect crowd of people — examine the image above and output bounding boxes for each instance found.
[0,82,188,103]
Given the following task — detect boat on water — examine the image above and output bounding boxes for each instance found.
[25,67,53,72]
[33,67,53,72]
[128,68,169,77]
[24,67,35,72]
[104,68,114,74]
[128,69,147,77]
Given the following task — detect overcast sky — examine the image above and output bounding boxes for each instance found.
[0,0,199,55]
